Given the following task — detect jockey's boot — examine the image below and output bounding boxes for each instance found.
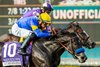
[18,33,36,55]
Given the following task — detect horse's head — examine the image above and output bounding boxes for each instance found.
[66,21,96,49]
[57,33,87,63]
[0,34,19,42]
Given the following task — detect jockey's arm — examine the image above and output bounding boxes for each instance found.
[46,26,57,35]
[32,25,51,38]
[45,26,58,40]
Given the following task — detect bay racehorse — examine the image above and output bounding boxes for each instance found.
[0,31,87,67]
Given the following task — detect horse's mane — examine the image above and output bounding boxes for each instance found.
[35,29,73,45]
[34,38,53,45]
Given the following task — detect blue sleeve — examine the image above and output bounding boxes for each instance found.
[33,29,51,38]
[42,30,49,33]
[31,16,38,26]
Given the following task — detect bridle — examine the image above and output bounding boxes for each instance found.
[57,36,79,56]
[74,27,90,44]
[68,23,90,44]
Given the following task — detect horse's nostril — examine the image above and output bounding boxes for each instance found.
[81,56,85,59]
[81,56,87,61]
[92,42,96,48]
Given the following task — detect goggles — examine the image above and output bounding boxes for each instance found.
[43,22,51,26]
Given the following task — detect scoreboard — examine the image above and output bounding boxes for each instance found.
[0,5,40,35]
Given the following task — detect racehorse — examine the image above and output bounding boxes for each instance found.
[61,21,96,49]
[0,21,95,67]
[0,31,87,67]
[28,31,87,67]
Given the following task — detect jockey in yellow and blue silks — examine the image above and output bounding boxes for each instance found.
[19,2,56,38]
[11,12,52,55]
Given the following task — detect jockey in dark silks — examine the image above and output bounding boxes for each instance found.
[12,12,53,55]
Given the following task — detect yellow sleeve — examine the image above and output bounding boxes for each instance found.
[31,25,38,31]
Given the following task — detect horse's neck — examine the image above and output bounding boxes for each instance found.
[42,40,65,60]
[54,46,65,56]
[44,41,61,54]
[48,36,68,55]
[34,36,68,55]
[53,35,72,56]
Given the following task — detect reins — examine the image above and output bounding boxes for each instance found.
[57,38,75,55]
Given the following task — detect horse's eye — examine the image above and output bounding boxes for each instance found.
[80,33,87,37]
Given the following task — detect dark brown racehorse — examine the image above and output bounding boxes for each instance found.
[0,21,95,67]
[0,31,87,67]
[29,31,87,67]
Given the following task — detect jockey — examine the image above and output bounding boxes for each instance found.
[11,12,53,55]
[21,2,56,37]
[21,2,53,18]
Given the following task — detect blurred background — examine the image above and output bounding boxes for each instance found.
[0,0,100,67]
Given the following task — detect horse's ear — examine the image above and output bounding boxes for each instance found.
[70,22,75,27]
[75,21,79,25]
[72,21,79,27]
[68,21,74,27]
[68,21,79,28]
